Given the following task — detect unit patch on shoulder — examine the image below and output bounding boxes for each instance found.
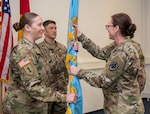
[18,59,30,68]
[109,61,118,71]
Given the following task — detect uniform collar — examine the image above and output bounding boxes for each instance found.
[20,38,35,48]
[20,38,41,54]
[43,39,58,50]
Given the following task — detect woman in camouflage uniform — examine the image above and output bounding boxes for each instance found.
[2,12,77,114]
[70,13,146,114]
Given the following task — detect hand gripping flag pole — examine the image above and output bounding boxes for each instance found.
[66,0,82,114]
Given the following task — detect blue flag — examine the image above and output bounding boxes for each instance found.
[66,0,83,114]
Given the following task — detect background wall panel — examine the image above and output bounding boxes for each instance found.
[4,0,149,113]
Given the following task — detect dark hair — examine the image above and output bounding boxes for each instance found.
[111,13,136,38]
[43,20,56,27]
[13,12,39,32]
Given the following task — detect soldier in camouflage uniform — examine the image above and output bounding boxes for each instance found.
[38,20,73,114]
[70,13,146,114]
[2,13,77,114]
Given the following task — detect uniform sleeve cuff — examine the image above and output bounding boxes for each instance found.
[77,33,85,42]
[77,69,85,79]
[60,94,67,102]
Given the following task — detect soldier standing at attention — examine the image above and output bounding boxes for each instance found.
[38,20,79,114]
[2,12,77,114]
[70,13,146,114]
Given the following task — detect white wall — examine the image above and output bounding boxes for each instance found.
[141,0,150,101]
[145,0,150,63]
[10,0,149,66]
[81,69,104,113]
[9,0,150,113]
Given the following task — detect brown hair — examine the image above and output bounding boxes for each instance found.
[13,12,39,32]
[111,13,136,38]
[43,20,56,28]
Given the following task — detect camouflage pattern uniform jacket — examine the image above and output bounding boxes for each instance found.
[76,34,145,114]
[38,40,69,112]
[2,38,67,114]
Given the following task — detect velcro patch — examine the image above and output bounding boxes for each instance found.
[109,61,119,71]
[18,59,30,68]
[105,56,125,79]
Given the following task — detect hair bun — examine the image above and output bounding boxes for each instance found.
[13,22,20,32]
[127,24,136,38]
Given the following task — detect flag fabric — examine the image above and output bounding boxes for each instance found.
[0,0,2,106]
[17,0,30,41]
[66,0,82,114]
[0,0,13,91]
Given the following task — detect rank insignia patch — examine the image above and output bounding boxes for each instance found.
[109,61,118,71]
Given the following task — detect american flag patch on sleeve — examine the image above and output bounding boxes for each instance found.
[18,59,30,68]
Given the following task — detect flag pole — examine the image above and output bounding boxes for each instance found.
[0,81,2,114]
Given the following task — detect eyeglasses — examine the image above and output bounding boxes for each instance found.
[105,25,114,29]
